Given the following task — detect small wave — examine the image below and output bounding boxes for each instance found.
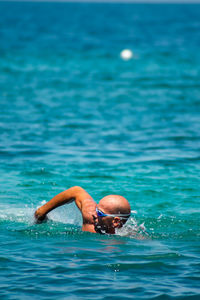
[140,214,200,241]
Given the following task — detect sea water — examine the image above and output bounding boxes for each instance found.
[0,2,200,299]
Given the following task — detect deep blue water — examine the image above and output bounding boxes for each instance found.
[0,2,200,299]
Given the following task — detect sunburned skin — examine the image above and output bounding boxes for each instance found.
[35,186,131,235]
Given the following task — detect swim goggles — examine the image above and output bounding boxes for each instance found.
[96,207,130,219]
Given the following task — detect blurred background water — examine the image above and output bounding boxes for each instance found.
[0,2,200,299]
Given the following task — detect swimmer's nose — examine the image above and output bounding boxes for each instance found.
[93,215,97,222]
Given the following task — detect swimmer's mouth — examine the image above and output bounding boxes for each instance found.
[94,223,106,235]
[93,215,106,235]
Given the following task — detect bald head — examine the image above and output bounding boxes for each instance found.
[98,195,131,215]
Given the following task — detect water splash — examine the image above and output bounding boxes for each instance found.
[0,201,82,228]
[115,217,150,239]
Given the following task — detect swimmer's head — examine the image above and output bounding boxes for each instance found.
[94,195,131,234]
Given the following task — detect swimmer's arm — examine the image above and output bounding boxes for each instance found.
[34,186,92,223]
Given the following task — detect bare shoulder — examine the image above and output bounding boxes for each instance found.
[73,186,96,224]
[81,198,96,225]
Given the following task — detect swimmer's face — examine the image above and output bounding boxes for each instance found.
[93,214,115,234]
[93,208,124,235]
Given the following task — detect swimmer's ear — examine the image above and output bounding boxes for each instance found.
[112,217,122,229]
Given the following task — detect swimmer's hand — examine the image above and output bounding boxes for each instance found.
[34,208,48,224]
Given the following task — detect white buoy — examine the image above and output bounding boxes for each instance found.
[120,49,133,60]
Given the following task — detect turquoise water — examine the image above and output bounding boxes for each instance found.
[0,2,200,299]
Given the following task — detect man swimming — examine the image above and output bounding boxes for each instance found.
[34,186,131,234]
